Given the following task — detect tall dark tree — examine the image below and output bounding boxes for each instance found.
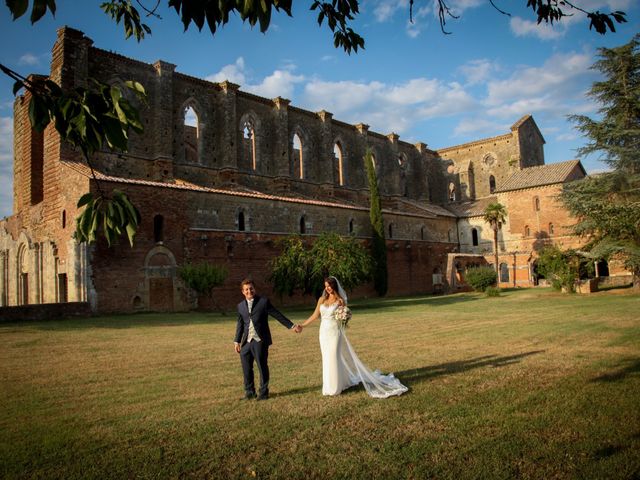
[563,35,640,287]
[569,34,640,174]
[365,150,388,296]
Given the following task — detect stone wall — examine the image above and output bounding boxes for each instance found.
[0,302,91,322]
[82,178,456,313]
[436,115,544,202]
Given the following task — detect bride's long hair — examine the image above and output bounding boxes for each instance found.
[323,276,344,304]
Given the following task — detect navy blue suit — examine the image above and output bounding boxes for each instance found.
[234,295,293,397]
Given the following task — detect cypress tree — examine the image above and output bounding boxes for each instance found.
[365,150,388,296]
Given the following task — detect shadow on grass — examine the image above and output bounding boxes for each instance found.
[590,357,640,383]
[1,294,483,331]
[395,350,546,387]
[275,351,545,397]
[351,294,479,312]
[271,384,323,398]
[0,312,235,331]
[593,430,640,460]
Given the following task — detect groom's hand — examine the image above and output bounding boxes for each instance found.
[293,324,302,333]
[234,342,241,353]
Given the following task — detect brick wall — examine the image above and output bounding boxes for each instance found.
[0,302,91,322]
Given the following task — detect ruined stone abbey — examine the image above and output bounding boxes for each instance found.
[0,27,609,315]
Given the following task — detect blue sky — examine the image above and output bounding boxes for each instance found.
[1,0,638,218]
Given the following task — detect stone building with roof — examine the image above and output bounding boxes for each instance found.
[0,27,611,315]
[445,159,589,289]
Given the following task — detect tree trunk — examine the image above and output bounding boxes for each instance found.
[493,226,499,272]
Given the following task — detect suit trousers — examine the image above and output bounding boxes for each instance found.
[240,340,269,396]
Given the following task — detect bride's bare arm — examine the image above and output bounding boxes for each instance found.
[301,297,323,327]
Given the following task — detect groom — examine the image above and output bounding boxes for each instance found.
[234,278,301,400]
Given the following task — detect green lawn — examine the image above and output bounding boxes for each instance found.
[1,288,639,479]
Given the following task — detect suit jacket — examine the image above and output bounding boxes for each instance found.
[234,295,293,347]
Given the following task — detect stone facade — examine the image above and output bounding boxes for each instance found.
[1,27,617,314]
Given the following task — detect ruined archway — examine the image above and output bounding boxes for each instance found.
[144,246,177,312]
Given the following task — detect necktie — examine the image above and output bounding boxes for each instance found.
[247,300,261,342]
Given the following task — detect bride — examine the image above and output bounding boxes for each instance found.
[301,276,408,398]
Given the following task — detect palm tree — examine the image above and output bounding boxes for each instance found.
[483,202,508,271]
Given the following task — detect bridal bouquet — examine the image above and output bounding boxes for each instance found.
[334,305,352,329]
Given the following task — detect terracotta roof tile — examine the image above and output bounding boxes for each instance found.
[61,161,370,211]
[447,196,498,218]
[497,160,585,192]
[61,162,451,219]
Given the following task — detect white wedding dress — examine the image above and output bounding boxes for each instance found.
[319,302,408,398]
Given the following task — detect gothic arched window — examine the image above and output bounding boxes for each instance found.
[238,211,245,232]
[293,133,304,179]
[184,106,199,163]
[243,121,256,170]
[334,142,344,186]
[154,215,164,243]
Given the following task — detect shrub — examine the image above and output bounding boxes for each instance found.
[536,246,594,293]
[485,286,501,297]
[179,262,228,297]
[269,233,372,297]
[464,266,497,292]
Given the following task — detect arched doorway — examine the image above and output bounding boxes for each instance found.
[144,246,177,311]
[596,259,609,277]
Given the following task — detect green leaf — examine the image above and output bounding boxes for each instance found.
[30,0,50,23]
[7,0,29,20]
[28,95,51,132]
[102,114,128,150]
[124,80,146,96]
[12,80,24,96]
[76,192,94,208]
[125,222,137,247]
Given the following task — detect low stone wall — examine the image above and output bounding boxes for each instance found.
[0,302,92,322]
[597,275,634,289]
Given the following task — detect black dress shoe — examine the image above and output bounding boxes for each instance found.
[256,394,269,401]
[242,392,256,400]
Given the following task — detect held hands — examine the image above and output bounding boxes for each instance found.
[292,324,303,333]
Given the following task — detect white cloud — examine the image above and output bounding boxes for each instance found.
[205,57,247,84]
[206,58,304,99]
[372,0,409,22]
[555,132,579,141]
[445,50,602,141]
[247,69,305,99]
[485,51,593,112]
[0,117,14,218]
[18,53,43,66]
[302,76,476,135]
[510,0,632,39]
[453,117,509,137]
[458,59,497,85]
[510,16,565,40]
[405,4,432,38]
[447,0,485,15]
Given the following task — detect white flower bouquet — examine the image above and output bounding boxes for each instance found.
[334,305,352,329]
